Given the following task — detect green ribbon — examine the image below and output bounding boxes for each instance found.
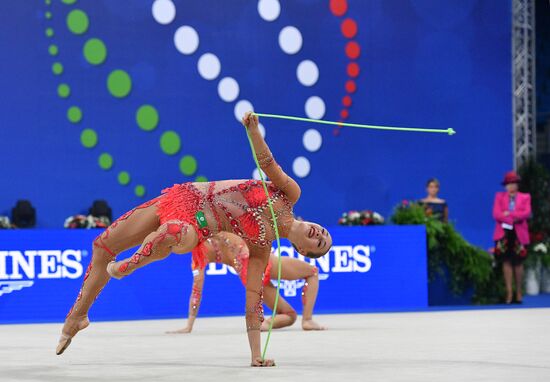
[252,112,456,135]
[244,110,454,362]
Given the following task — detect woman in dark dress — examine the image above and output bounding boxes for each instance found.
[419,178,448,223]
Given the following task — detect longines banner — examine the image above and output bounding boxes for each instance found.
[0,226,427,324]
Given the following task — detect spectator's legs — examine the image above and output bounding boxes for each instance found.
[502,260,514,303]
[513,264,524,302]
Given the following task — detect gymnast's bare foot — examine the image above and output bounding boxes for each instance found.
[166,326,192,334]
[302,319,327,331]
[106,261,127,280]
[251,357,276,367]
[56,315,90,355]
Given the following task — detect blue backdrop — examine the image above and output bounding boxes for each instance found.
[0,0,512,248]
[0,226,427,324]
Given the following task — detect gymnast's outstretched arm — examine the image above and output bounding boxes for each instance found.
[242,112,301,204]
[167,266,205,334]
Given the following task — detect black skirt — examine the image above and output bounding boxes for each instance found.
[494,228,527,266]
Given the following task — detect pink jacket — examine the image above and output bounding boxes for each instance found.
[492,191,531,244]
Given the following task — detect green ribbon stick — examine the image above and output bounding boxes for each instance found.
[252,112,456,135]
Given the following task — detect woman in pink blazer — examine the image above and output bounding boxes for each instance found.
[493,171,531,304]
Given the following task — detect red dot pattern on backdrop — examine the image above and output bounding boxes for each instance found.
[330,0,348,16]
[333,120,344,136]
[330,0,360,134]
[341,18,357,38]
[342,95,352,107]
[345,41,360,59]
[345,80,356,93]
[347,62,360,78]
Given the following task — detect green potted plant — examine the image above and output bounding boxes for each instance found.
[391,201,501,304]
[518,159,550,294]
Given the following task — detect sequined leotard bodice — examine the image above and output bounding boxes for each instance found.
[157,179,294,250]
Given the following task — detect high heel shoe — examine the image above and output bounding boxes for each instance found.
[513,296,523,304]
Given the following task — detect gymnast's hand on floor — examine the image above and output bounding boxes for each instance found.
[251,357,276,367]
[165,326,192,334]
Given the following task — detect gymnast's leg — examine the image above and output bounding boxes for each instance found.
[107,219,198,279]
[260,284,297,331]
[270,256,326,330]
[56,198,162,355]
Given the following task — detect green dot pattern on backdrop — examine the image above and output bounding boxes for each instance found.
[52,62,63,75]
[180,155,197,176]
[83,38,107,65]
[80,129,98,148]
[57,84,70,98]
[118,171,130,185]
[195,175,208,182]
[45,11,52,19]
[136,105,159,131]
[107,70,132,98]
[98,153,113,170]
[45,0,51,5]
[67,9,89,35]
[160,131,181,155]
[135,185,145,197]
[62,0,77,4]
[46,28,54,37]
[67,106,82,123]
[48,45,58,56]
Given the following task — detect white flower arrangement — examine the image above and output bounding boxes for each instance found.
[338,210,385,226]
[534,242,548,254]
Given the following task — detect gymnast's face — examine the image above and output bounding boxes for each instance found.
[292,222,332,259]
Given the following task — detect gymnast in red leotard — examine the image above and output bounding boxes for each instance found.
[167,232,325,335]
[55,112,332,367]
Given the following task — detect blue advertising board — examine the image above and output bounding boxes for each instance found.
[0,226,427,324]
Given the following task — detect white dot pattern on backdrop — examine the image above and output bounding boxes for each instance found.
[278,26,303,55]
[234,100,254,121]
[218,77,240,102]
[297,60,319,87]
[293,156,311,178]
[197,53,221,80]
[253,168,268,180]
[258,123,266,138]
[303,129,322,152]
[157,3,321,178]
[305,96,326,120]
[174,26,199,55]
[258,0,281,22]
[152,0,176,25]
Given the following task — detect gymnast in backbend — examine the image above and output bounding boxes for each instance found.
[167,231,326,335]
[56,112,332,366]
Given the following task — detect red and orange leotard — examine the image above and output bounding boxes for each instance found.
[157,179,294,268]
